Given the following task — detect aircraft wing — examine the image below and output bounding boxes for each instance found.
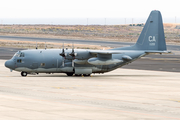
[89,50,122,55]
[89,50,171,55]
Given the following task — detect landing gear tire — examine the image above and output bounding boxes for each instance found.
[66,73,74,76]
[83,74,91,77]
[21,71,27,77]
[75,74,81,76]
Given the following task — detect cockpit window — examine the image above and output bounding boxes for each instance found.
[20,52,25,57]
[14,52,20,57]
[13,52,25,57]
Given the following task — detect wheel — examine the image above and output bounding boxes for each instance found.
[21,71,27,77]
[66,73,74,76]
[83,74,91,76]
[75,74,81,76]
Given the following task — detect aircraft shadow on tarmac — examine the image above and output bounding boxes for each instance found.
[10,74,161,78]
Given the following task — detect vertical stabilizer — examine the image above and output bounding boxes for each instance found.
[135,10,166,51]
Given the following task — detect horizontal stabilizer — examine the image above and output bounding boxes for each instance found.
[145,50,171,53]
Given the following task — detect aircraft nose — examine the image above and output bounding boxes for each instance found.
[5,60,14,69]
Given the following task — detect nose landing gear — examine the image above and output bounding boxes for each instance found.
[21,71,27,77]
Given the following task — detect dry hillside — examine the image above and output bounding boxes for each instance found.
[0,24,179,43]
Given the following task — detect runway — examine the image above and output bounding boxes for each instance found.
[0,60,180,120]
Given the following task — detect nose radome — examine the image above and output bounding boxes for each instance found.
[5,60,14,69]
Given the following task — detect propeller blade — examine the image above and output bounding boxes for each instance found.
[62,58,65,67]
[72,60,74,67]
[69,43,75,57]
[60,43,66,57]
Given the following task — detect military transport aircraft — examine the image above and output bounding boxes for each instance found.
[5,10,170,77]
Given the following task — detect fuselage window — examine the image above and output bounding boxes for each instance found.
[41,63,45,66]
[17,59,22,63]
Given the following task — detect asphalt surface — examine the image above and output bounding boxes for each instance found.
[1,60,180,120]
[0,35,180,72]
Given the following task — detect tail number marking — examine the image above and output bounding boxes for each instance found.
[149,36,156,46]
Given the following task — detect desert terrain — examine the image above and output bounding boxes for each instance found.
[0,23,180,44]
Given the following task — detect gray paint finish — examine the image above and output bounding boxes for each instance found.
[4,10,170,76]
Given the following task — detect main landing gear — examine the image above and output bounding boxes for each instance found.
[74,74,91,77]
[75,74,91,77]
[66,73,91,77]
[66,72,74,76]
[21,71,27,77]
[83,74,91,76]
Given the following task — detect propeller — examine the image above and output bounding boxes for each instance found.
[59,43,77,67]
[69,43,76,57]
[69,43,77,67]
[59,43,66,67]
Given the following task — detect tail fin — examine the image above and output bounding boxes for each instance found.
[134,10,167,51]
[113,10,169,53]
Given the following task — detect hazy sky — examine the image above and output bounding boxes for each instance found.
[0,0,179,24]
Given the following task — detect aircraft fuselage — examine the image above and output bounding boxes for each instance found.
[5,49,145,76]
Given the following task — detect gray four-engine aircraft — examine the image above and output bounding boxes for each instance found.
[5,10,170,77]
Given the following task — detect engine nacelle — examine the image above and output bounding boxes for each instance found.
[73,59,88,64]
[88,58,122,65]
[122,55,132,61]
